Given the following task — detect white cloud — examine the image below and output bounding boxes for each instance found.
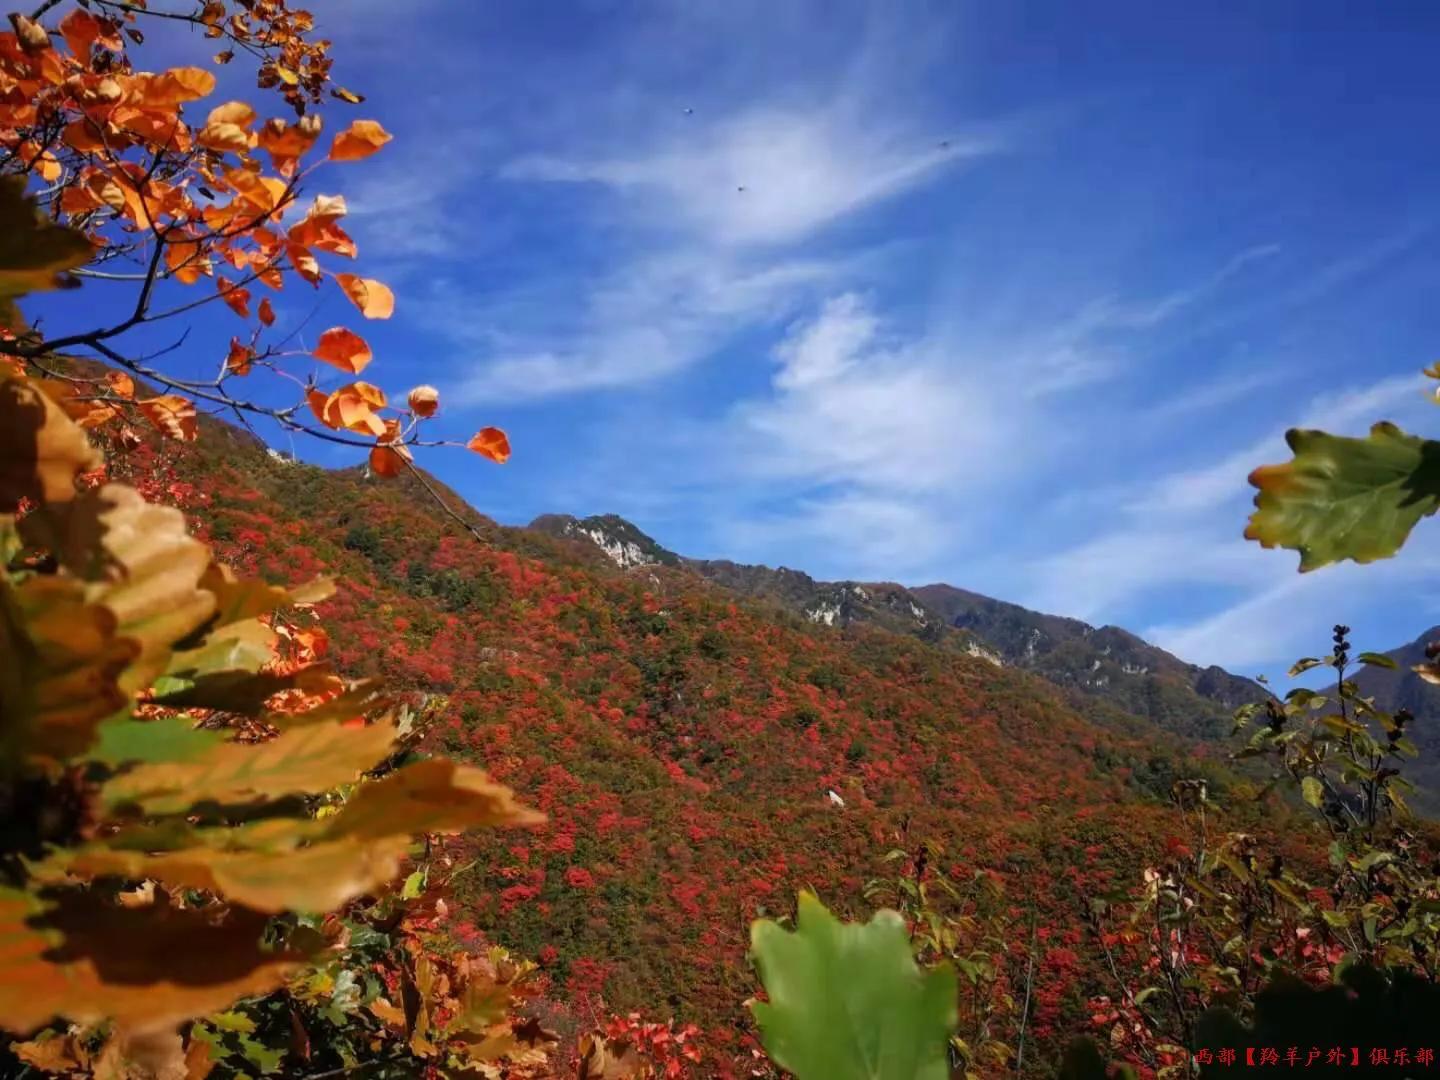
[1021,371,1435,644]
[503,106,994,248]
[732,293,1014,495]
[1146,554,1440,670]
[450,253,850,402]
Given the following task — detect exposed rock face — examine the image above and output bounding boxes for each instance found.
[529,514,682,570]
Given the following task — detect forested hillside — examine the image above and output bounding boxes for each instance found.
[531,513,1265,743]
[162,414,1256,1068]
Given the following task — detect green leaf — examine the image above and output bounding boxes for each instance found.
[90,714,224,767]
[1301,776,1324,810]
[1246,422,1440,571]
[1288,657,1332,676]
[1356,651,1399,669]
[749,892,957,1080]
[100,718,398,814]
[401,869,426,900]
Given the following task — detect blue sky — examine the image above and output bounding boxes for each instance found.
[41,0,1440,681]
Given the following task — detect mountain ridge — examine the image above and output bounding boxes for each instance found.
[529,512,1267,740]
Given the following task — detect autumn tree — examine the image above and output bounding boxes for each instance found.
[0,0,507,474]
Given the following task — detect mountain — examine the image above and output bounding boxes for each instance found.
[145,424,1273,1073]
[530,514,1004,663]
[914,584,1266,740]
[530,513,1264,741]
[1349,625,1440,813]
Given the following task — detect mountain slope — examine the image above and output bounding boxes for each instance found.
[914,583,1265,739]
[133,429,1275,1072]
[530,513,1265,741]
[1349,625,1440,813]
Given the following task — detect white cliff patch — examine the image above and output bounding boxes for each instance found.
[964,640,1003,666]
[808,601,841,626]
[561,521,660,569]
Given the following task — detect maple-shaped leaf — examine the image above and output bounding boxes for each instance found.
[1246,422,1440,571]
[749,891,957,1080]
[0,178,92,329]
[0,886,305,1034]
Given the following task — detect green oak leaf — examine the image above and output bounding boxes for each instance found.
[1245,422,1440,571]
[749,891,957,1080]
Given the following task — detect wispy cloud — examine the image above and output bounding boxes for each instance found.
[1019,372,1434,658]
[503,107,994,248]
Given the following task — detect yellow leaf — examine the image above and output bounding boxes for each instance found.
[324,759,545,839]
[0,886,303,1033]
[102,718,399,814]
[0,177,92,322]
[0,371,102,512]
[50,834,413,915]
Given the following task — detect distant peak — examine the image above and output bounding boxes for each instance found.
[529,513,680,569]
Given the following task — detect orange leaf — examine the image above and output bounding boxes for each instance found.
[322,383,386,436]
[334,274,393,319]
[287,194,354,258]
[258,297,275,327]
[369,421,412,480]
[141,67,217,106]
[197,101,256,154]
[226,337,254,376]
[258,115,321,178]
[216,276,251,318]
[0,888,303,1033]
[328,119,392,162]
[164,234,209,285]
[58,8,102,56]
[287,243,322,285]
[467,427,510,464]
[305,388,330,426]
[312,328,371,374]
[104,372,135,399]
[407,385,439,418]
[137,396,198,441]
